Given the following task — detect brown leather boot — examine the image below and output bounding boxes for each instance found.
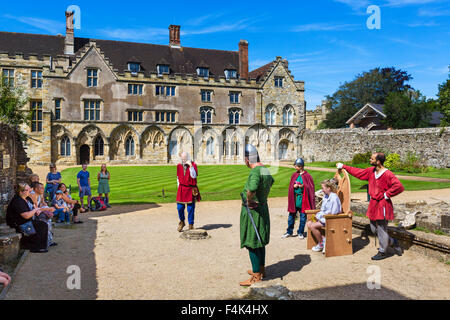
[247,266,266,279]
[177,221,185,232]
[239,273,262,287]
[189,224,194,230]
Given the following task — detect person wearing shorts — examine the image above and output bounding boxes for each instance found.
[77,163,92,211]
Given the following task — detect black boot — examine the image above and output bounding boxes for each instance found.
[371,251,388,261]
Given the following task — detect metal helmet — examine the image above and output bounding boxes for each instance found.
[294,158,305,167]
[245,144,260,164]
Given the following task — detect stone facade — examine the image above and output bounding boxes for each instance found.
[1,28,305,166]
[301,127,450,168]
[0,124,32,224]
[305,101,330,130]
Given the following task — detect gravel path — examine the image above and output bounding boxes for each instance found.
[5,198,449,300]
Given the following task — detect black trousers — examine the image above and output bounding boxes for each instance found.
[19,220,48,251]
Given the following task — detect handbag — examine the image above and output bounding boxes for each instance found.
[19,221,37,237]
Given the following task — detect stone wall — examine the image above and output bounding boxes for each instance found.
[301,127,450,168]
[0,124,32,224]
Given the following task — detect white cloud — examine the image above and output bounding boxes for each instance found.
[418,8,450,16]
[98,27,168,42]
[333,0,370,11]
[407,21,438,27]
[3,14,65,34]
[184,18,253,35]
[384,0,442,7]
[98,16,262,43]
[292,23,359,32]
[185,13,226,26]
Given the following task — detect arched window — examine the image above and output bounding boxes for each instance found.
[125,136,135,156]
[229,109,241,125]
[279,141,288,160]
[206,137,214,156]
[200,107,213,124]
[94,136,104,156]
[231,141,240,156]
[283,106,294,126]
[223,140,229,156]
[60,136,71,156]
[265,106,276,125]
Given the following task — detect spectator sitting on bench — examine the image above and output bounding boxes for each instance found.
[306,179,342,253]
[29,173,40,185]
[31,182,57,247]
[0,269,11,288]
[6,183,49,253]
[52,190,71,224]
[57,183,84,224]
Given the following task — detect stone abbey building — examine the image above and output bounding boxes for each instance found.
[0,11,306,165]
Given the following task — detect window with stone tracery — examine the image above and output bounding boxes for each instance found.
[283,106,294,126]
[125,136,135,156]
[265,106,276,125]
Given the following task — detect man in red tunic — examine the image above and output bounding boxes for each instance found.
[283,158,316,239]
[337,153,404,260]
[177,152,201,232]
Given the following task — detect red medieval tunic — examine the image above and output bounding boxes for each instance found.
[343,165,404,221]
[287,171,316,214]
[176,162,201,204]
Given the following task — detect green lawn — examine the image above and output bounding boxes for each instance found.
[307,162,450,179]
[60,166,450,205]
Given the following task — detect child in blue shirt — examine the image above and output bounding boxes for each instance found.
[52,190,71,224]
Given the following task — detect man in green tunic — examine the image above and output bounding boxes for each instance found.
[239,145,274,287]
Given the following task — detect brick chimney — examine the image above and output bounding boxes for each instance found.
[169,25,181,48]
[239,40,249,80]
[65,11,75,55]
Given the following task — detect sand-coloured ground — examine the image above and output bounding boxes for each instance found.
[5,197,449,300]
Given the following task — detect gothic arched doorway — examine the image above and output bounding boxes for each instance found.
[79,144,90,165]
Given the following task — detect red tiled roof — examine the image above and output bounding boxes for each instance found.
[249,62,274,81]
[0,31,240,79]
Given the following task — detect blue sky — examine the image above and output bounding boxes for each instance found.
[0,0,449,109]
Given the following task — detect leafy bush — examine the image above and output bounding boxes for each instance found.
[384,153,401,170]
[399,152,429,173]
[387,152,429,173]
[352,152,372,165]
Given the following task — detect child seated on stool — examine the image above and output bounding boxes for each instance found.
[306,179,342,253]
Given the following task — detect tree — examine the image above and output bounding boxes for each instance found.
[437,68,450,127]
[382,91,432,129]
[322,67,413,128]
[0,75,30,139]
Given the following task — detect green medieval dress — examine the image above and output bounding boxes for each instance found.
[240,165,274,249]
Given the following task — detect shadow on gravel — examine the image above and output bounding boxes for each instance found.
[199,224,233,231]
[265,254,311,281]
[88,203,161,218]
[290,282,411,300]
[5,203,161,300]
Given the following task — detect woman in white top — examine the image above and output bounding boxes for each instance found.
[306,179,342,252]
